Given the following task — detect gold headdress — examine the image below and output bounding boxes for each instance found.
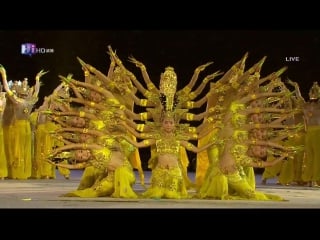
[159,66,178,111]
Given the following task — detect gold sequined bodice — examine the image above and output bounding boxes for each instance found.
[155,138,180,155]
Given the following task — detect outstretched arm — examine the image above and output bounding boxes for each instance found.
[251,153,288,168]
[56,127,105,137]
[46,159,86,170]
[119,135,155,148]
[180,140,215,153]
[50,143,102,157]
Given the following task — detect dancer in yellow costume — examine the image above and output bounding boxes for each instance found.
[59,66,145,185]
[48,137,138,198]
[0,83,7,179]
[0,65,47,179]
[197,56,302,200]
[120,110,217,199]
[302,81,320,187]
[105,49,221,188]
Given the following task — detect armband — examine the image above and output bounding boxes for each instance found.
[137,124,145,132]
[187,142,193,149]
[140,112,148,121]
[79,111,85,117]
[186,113,194,121]
[147,82,155,90]
[250,94,257,100]
[189,92,197,100]
[186,101,194,109]
[188,127,196,133]
[140,99,148,106]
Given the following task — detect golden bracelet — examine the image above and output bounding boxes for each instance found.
[257,161,264,168]
[137,124,145,132]
[250,94,257,100]
[140,112,148,121]
[186,101,194,109]
[90,101,95,107]
[207,117,214,123]
[120,105,126,110]
[189,127,196,133]
[147,82,155,90]
[144,90,152,98]
[140,99,148,106]
[187,142,193,149]
[186,113,194,121]
[183,86,191,93]
[189,92,197,100]
[79,111,85,117]
[7,91,13,96]
[84,71,89,77]
[108,98,120,105]
[143,139,150,145]
[193,133,198,139]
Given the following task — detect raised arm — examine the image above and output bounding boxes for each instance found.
[33,69,48,98]
[59,75,115,99]
[180,62,214,94]
[180,70,224,101]
[128,56,157,92]
[0,65,18,102]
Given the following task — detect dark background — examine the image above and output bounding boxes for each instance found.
[0,30,319,105]
[1,30,319,170]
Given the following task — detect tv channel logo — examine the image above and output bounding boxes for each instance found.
[21,43,54,56]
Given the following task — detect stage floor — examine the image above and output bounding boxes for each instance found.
[0,170,319,208]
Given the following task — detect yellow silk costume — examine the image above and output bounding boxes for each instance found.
[198,106,284,201]
[142,137,189,199]
[63,148,137,198]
